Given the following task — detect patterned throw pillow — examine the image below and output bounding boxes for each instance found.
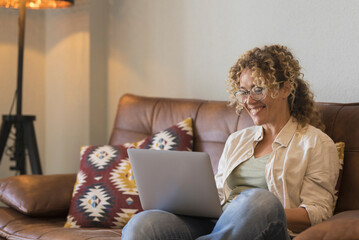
[333,142,345,210]
[64,118,193,228]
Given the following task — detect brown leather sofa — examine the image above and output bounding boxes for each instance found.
[0,93,358,240]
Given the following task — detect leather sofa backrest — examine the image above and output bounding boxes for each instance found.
[316,103,359,213]
[109,94,359,214]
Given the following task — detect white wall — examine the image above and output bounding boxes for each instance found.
[89,0,108,146]
[44,0,108,174]
[44,1,90,174]
[107,0,359,135]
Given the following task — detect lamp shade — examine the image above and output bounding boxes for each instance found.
[0,0,73,9]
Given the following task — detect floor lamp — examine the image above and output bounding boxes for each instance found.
[0,0,74,175]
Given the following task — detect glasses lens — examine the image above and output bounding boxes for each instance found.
[234,87,266,103]
[234,91,247,103]
[251,87,265,101]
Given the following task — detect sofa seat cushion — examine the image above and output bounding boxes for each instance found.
[65,118,194,228]
[0,207,122,240]
[295,210,359,240]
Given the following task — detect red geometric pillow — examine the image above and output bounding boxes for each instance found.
[333,142,345,210]
[64,118,193,228]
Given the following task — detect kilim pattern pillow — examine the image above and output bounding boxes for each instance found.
[333,142,345,210]
[64,118,193,228]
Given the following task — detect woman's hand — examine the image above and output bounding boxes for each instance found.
[285,207,311,233]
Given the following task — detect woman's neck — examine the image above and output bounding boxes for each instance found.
[262,114,291,139]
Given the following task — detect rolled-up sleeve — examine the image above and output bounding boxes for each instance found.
[215,136,231,204]
[299,139,340,225]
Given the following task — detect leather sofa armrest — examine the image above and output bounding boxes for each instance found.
[295,210,359,240]
[0,174,76,217]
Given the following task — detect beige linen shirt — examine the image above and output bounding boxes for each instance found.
[215,117,339,226]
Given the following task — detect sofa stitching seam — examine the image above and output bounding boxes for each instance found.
[150,99,161,134]
[331,105,344,139]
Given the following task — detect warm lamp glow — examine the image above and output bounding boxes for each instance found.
[0,0,74,175]
[0,0,73,9]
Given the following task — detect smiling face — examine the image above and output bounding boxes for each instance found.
[239,68,291,132]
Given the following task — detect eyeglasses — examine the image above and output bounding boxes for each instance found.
[234,86,267,104]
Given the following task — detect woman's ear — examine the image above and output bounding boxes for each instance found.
[280,81,291,99]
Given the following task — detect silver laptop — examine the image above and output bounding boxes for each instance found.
[127,149,223,218]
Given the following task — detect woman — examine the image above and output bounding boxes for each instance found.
[122,45,339,239]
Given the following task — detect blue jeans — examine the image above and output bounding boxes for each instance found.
[122,189,291,240]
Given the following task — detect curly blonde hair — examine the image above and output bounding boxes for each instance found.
[227,44,324,131]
